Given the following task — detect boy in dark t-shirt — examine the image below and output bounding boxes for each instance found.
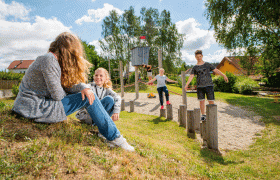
[184,50,228,121]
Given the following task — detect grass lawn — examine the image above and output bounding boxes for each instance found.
[0,84,280,179]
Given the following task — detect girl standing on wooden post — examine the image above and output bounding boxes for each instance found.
[148,68,178,109]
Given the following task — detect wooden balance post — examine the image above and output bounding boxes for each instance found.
[160,108,166,118]
[121,99,125,111]
[130,100,134,112]
[200,104,218,150]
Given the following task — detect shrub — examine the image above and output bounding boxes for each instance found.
[187,76,197,87]
[261,77,269,86]
[0,71,24,80]
[129,72,135,83]
[234,77,259,94]
[0,101,5,109]
[176,76,183,88]
[176,75,197,88]
[12,84,20,96]
[213,72,237,92]
[266,72,280,87]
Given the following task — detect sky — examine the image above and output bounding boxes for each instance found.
[0,0,231,71]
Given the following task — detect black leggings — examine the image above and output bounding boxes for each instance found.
[157,86,169,106]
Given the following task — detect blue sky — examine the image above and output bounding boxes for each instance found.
[0,0,231,70]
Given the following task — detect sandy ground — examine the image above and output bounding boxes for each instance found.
[119,93,265,151]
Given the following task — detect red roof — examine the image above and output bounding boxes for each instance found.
[7,60,35,69]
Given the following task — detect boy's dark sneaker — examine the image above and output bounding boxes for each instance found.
[201,115,206,121]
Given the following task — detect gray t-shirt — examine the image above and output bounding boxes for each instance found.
[155,75,167,88]
[191,62,216,87]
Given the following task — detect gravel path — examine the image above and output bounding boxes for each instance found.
[119,93,265,151]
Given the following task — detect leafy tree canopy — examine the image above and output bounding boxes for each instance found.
[100,6,184,75]
[205,0,280,77]
[82,41,110,82]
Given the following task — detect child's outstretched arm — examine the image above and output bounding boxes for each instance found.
[166,78,178,83]
[213,69,228,83]
[184,74,194,91]
[147,77,157,84]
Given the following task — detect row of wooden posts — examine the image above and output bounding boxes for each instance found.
[121,99,218,150]
[117,58,218,150]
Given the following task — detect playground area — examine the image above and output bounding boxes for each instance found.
[120,92,265,152]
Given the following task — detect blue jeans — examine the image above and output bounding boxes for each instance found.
[61,93,120,141]
[100,96,115,117]
[157,86,169,106]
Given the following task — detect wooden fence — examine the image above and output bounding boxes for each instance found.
[0,80,20,89]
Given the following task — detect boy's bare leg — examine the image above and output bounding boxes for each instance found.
[200,100,206,115]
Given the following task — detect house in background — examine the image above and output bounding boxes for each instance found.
[216,56,246,75]
[215,56,263,80]
[7,60,35,73]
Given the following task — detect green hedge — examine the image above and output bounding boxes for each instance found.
[213,72,260,95]
[213,72,237,92]
[12,84,20,96]
[0,71,24,80]
[233,76,259,94]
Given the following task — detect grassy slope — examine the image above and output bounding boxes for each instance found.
[0,84,280,179]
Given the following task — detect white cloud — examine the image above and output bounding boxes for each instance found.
[176,18,216,51]
[89,39,102,54]
[175,18,230,65]
[203,49,230,63]
[181,50,197,65]
[0,0,31,20]
[92,0,96,2]
[181,49,230,65]
[75,3,124,25]
[0,1,72,70]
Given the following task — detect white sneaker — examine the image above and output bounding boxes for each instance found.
[98,133,106,140]
[76,109,97,126]
[108,135,135,152]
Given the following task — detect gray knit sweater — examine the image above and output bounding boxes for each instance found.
[12,52,90,123]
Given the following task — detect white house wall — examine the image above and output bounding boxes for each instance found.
[9,69,26,73]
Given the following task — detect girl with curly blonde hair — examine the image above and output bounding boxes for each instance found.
[12,32,134,152]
